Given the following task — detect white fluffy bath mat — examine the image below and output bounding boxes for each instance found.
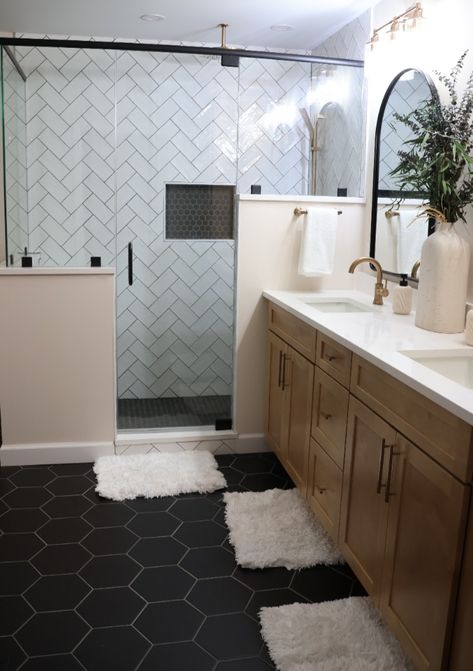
[94,451,227,501]
[260,597,414,671]
[223,488,342,569]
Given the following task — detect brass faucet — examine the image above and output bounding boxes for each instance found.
[411,260,420,279]
[348,256,389,305]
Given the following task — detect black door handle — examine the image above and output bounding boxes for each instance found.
[128,242,133,286]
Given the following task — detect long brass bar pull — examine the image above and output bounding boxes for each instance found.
[282,354,290,390]
[385,445,401,503]
[278,351,283,388]
[376,439,391,494]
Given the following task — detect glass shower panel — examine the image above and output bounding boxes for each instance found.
[115,51,238,430]
[1,48,28,265]
[237,57,312,196]
[309,63,365,197]
[5,46,117,267]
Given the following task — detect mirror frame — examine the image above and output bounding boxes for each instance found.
[369,68,439,281]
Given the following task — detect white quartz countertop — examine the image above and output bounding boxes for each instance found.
[263,289,473,425]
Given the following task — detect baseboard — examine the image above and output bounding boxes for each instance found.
[0,442,115,466]
[116,432,269,455]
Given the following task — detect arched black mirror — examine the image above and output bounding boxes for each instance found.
[370,69,438,280]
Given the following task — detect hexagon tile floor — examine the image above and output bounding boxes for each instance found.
[0,452,365,670]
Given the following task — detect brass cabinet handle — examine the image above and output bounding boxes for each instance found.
[321,412,332,420]
[376,439,391,494]
[278,350,283,388]
[384,445,401,503]
[317,486,327,494]
[282,354,290,390]
[327,355,339,362]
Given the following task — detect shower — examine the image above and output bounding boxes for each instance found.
[299,108,325,196]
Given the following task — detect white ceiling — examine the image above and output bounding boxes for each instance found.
[0,0,376,51]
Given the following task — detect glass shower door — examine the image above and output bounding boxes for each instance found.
[115,51,238,431]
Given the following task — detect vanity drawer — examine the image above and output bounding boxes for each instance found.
[268,303,316,362]
[311,367,349,468]
[307,439,342,542]
[316,332,352,387]
[351,354,473,482]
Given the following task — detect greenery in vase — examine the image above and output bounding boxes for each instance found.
[390,51,473,224]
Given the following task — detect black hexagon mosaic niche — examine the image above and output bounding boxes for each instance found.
[165,184,235,240]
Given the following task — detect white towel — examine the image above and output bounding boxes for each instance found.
[396,209,427,273]
[298,207,338,276]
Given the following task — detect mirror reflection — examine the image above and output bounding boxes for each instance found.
[370,69,436,278]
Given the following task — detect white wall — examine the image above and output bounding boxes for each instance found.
[0,269,116,464]
[234,196,365,437]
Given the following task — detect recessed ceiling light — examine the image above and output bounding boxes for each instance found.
[140,13,165,22]
[270,24,294,32]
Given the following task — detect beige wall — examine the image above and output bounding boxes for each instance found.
[0,270,116,451]
[234,198,366,437]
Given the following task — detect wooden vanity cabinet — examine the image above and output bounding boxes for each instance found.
[265,326,314,494]
[306,439,343,542]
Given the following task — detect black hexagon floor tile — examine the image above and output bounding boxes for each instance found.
[0,595,34,635]
[0,465,21,478]
[215,454,236,467]
[84,502,135,527]
[180,547,236,578]
[231,454,276,474]
[196,613,263,660]
[15,611,89,656]
[37,517,92,544]
[81,526,138,555]
[0,562,40,595]
[188,576,252,615]
[232,566,292,591]
[215,659,274,670]
[0,534,44,561]
[11,469,54,487]
[135,601,204,644]
[25,575,90,611]
[42,495,91,518]
[77,587,145,627]
[125,496,175,512]
[129,536,187,566]
[80,555,141,588]
[173,520,228,547]
[138,642,215,671]
[290,565,354,602]
[245,588,307,621]
[0,508,49,533]
[131,565,194,601]
[240,473,287,492]
[0,636,26,670]
[3,487,52,509]
[31,543,91,575]
[169,497,218,521]
[46,476,91,495]
[0,479,15,497]
[49,463,92,476]
[126,511,180,537]
[74,626,150,671]
[219,467,244,485]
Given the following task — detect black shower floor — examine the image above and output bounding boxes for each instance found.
[117,396,232,430]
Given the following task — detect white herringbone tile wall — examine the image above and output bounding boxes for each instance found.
[2,49,28,260]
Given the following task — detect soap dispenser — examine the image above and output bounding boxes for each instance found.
[392,274,412,315]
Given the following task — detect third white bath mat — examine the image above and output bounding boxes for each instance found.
[223,488,342,569]
[260,597,415,671]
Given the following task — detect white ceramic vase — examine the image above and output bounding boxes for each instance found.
[415,221,470,333]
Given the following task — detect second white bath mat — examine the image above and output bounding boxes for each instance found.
[94,451,226,501]
[223,488,342,569]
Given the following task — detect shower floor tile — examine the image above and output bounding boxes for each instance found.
[0,452,365,670]
[117,395,232,430]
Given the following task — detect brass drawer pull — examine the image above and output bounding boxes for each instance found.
[327,355,339,362]
[278,350,283,388]
[376,439,391,494]
[282,354,290,390]
[317,486,327,494]
[321,412,332,420]
[385,445,401,503]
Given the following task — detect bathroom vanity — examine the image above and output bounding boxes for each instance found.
[264,290,473,671]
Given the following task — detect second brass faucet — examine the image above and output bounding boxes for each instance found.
[348,256,389,305]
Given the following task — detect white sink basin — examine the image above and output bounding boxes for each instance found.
[302,298,374,313]
[399,349,473,388]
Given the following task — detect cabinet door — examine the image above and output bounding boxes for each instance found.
[307,439,342,542]
[283,346,314,494]
[265,331,287,459]
[339,397,396,602]
[380,435,469,671]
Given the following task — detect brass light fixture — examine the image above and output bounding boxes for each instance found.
[368,2,423,50]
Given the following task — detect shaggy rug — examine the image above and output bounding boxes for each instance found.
[260,597,414,671]
[223,488,342,569]
[94,451,227,501]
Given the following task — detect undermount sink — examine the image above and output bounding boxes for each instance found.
[302,298,374,314]
[399,349,473,389]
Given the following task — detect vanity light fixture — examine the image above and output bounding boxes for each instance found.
[368,2,423,50]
